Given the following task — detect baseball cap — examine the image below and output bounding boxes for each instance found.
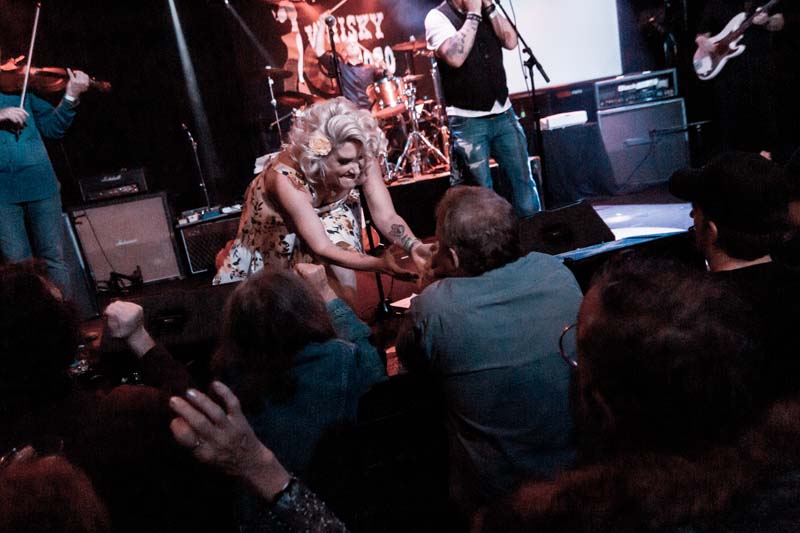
[669,151,790,232]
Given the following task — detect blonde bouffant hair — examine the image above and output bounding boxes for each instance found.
[287,97,387,192]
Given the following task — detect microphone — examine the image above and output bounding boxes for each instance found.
[325,15,336,27]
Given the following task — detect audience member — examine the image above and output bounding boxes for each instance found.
[213,263,385,479]
[669,151,800,401]
[396,186,583,515]
[170,381,349,533]
[0,261,233,533]
[0,448,110,533]
[476,258,800,532]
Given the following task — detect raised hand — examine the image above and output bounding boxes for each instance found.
[169,381,292,502]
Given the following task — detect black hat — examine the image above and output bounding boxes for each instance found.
[669,151,789,232]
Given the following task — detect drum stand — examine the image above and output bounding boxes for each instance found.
[393,85,448,179]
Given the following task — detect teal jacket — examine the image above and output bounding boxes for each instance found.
[0,92,78,203]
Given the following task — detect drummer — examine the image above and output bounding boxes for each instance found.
[313,14,388,110]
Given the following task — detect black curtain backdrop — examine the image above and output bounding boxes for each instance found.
[0,0,700,213]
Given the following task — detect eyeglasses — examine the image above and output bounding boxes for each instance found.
[558,323,578,369]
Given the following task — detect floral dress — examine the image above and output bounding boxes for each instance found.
[213,154,363,285]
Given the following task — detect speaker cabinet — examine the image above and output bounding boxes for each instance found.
[61,213,100,321]
[69,193,183,288]
[597,98,690,192]
[177,214,241,275]
[519,200,615,256]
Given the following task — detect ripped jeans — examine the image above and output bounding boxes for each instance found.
[448,108,542,217]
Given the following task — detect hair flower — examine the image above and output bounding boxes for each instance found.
[309,133,332,157]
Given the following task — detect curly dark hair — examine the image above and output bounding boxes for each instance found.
[435,186,521,276]
[212,270,336,412]
[0,261,80,406]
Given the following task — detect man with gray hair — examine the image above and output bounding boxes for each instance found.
[396,185,582,516]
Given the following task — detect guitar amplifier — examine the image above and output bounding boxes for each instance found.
[177,213,241,275]
[79,168,148,203]
[595,69,679,111]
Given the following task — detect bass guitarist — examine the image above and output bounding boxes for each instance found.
[695,0,785,158]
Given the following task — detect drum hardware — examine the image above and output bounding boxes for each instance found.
[393,82,448,180]
[276,90,322,108]
[263,66,294,139]
[391,39,428,53]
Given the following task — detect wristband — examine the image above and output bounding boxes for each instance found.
[483,3,497,16]
[401,235,421,254]
[271,476,297,506]
[466,12,482,24]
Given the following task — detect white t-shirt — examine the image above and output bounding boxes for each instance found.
[424,9,511,118]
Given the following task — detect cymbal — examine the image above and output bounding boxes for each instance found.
[392,40,427,52]
[277,91,323,108]
[401,74,425,83]
[262,66,293,80]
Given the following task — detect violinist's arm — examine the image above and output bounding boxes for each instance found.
[32,69,90,139]
[29,92,76,139]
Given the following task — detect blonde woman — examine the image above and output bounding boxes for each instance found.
[215,97,430,302]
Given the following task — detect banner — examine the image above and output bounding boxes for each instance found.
[233,0,439,115]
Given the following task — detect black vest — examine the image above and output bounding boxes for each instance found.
[436,1,509,111]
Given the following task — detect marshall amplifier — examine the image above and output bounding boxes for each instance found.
[79,167,148,202]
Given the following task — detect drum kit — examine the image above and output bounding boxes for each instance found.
[263,38,450,182]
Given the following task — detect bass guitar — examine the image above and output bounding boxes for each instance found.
[693,0,780,81]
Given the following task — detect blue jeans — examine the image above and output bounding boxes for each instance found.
[449,108,542,217]
[0,193,71,299]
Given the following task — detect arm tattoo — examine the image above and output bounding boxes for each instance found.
[442,20,478,62]
[391,224,419,253]
[390,224,407,241]
[444,33,466,58]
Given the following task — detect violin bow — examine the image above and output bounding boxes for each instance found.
[18,2,42,112]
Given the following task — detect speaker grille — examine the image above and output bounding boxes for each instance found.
[69,193,183,285]
[178,216,241,275]
[598,98,689,192]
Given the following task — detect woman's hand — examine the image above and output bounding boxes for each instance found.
[169,381,292,503]
[379,244,418,281]
[294,263,339,302]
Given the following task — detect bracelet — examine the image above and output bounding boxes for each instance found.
[271,476,297,506]
[401,235,421,254]
[483,3,497,16]
[466,12,482,24]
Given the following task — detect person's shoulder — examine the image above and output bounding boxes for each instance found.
[425,7,451,30]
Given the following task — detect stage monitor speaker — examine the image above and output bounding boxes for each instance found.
[519,200,615,256]
[177,214,241,275]
[61,213,100,321]
[597,97,689,193]
[69,192,184,288]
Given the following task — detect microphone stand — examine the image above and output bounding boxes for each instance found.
[326,17,344,96]
[358,185,402,321]
[182,123,212,212]
[493,0,550,209]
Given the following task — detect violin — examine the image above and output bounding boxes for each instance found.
[0,66,112,95]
